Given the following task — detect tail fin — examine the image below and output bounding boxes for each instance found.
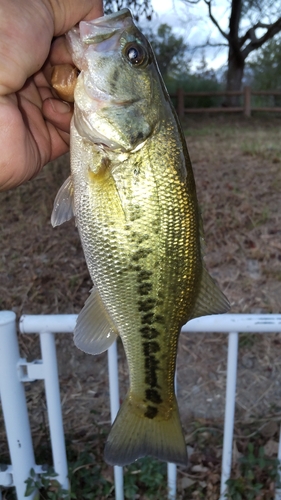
[104,393,187,466]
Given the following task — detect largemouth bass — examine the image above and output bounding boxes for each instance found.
[51,8,229,466]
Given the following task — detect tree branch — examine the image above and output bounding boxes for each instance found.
[191,40,229,51]
[203,0,229,41]
[240,21,272,47]
[241,16,281,59]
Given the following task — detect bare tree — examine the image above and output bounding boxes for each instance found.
[184,0,281,105]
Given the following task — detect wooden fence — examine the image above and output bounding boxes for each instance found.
[173,86,281,118]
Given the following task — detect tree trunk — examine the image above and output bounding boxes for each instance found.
[223,0,243,107]
[199,0,281,107]
[224,45,245,107]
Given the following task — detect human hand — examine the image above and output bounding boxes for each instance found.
[0,0,103,191]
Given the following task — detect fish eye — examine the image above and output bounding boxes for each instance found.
[124,43,147,67]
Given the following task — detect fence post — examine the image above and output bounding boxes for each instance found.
[243,86,251,117]
[177,88,185,120]
[0,311,37,500]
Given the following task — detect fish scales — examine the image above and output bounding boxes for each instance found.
[51,8,230,466]
[72,126,199,397]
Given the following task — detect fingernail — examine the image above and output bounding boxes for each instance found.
[50,99,71,114]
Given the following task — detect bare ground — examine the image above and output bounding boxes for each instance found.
[1,114,281,498]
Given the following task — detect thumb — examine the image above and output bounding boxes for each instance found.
[48,0,104,36]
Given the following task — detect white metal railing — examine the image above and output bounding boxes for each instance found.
[0,311,281,500]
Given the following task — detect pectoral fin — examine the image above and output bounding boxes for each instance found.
[74,287,118,354]
[190,267,230,320]
[51,176,75,227]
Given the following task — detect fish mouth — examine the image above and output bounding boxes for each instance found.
[79,9,133,45]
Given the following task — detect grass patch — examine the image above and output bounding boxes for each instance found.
[241,140,281,160]
[22,455,167,500]
[226,443,281,500]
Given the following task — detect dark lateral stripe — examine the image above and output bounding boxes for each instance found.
[144,405,158,419]
[141,312,154,324]
[132,248,151,261]
[144,354,160,371]
[130,231,149,245]
[138,269,153,281]
[130,264,142,272]
[138,282,153,296]
[145,372,158,388]
[145,388,163,404]
[142,341,160,356]
[140,325,159,339]
[155,314,165,324]
[136,234,150,244]
[138,298,156,312]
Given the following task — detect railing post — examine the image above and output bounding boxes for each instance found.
[108,342,124,500]
[243,86,251,117]
[177,88,185,120]
[39,332,69,492]
[0,311,37,499]
[220,331,239,500]
[167,370,177,500]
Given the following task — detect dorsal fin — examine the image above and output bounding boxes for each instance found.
[74,287,118,354]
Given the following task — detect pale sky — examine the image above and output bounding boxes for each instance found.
[149,0,229,71]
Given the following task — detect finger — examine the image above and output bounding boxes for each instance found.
[18,78,44,110]
[49,37,73,67]
[0,94,42,190]
[45,120,70,160]
[42,98,73,134]
[0,93,70,190]
[34,60,54,86]
[48,127,70,156]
